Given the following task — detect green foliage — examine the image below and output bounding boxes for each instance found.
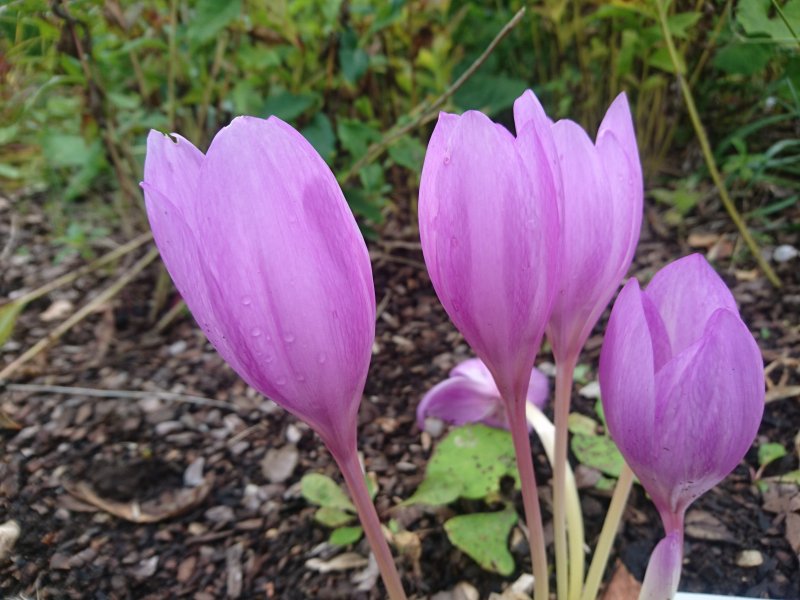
[0,301,25,346]
[300,472,377,547]
[405,424,518,506]
[407,424,521,574]
[444,508,518,576]
[568,400,633,490]
[758,442,788,468]
[1,0,796,239]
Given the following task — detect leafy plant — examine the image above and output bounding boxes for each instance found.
[300,471,377,547]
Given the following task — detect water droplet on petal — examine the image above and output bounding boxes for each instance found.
[283,333,295,343]
[316,352,327,365]
[276,376,287,386]
[241,296,252,306]
[295,373,306,383]
[251,328,262,337]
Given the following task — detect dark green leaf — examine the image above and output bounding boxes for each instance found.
[302,113,336,162]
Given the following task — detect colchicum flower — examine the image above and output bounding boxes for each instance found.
[418,110,559,407]
[514,90,643,363]
[417,358,548,432]
[142,117,375,456]
[142,117,407,599]
[599,254,764,599]
[418,105,560,600]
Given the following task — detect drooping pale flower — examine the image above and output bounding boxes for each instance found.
[417,358,548,432]
[599,254,764,599]
[142,116,376,457]
[514,90,643,363]
[418,110,559,404]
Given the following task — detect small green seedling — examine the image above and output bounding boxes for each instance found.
[301,472,377,546]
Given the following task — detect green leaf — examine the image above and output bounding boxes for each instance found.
[666,12,702,39]
[568,413,599,437]
[315,506,355,528]
[339,29,369,84]
[187,0,242,44]
[737,0,800,43]
[594,399,607,429]
[406,424,518,506]
[454,74,528,115]
[329,525,363,546]
[337,119,382,158]
[387,134,425,172]
[41,133,92,168]
[0,301,24,346]
[571,433,626,478]
[262,91,318,123]
[403,475,461,506]
[758,442,788,468]
[444,509,518,575]
[713,43,773,76]
[302,113,336,163]
[301,473,355,511]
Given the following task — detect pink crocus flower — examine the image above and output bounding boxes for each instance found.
[418,105,560,600]
[417,358,548,432]
[142,117,407,599]
[514,90,643,363]
[142,117,375,456]
[599,254,764,599]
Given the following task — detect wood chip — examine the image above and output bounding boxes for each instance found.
[305,552,368,573]
[0,520,20,561]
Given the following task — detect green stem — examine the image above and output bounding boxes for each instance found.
[526,404,585,600]
[338,450,407,600]
[580,463,635,600]
[508,397,550,600]
[654,0,781,288]
[553,357,577,600]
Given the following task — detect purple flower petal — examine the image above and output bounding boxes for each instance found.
[644,253,738,355]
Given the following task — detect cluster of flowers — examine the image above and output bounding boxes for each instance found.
[142,89,764,600]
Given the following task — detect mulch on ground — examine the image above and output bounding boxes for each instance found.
[0,190,798,599]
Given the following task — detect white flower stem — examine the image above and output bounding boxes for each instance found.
[580,463,635,600]
[525,403,585,600]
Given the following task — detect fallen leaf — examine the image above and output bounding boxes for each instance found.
[0,408,21,431]
[601,560,641,600]
[64,475,214,523]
